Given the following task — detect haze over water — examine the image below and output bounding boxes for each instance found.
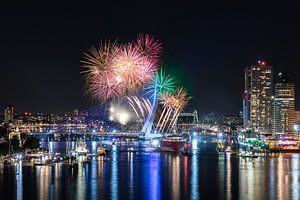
[0,136,299,200]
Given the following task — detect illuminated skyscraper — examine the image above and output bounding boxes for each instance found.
[272,72,295,133]
[4,105,14,124]
[243,61,273,133]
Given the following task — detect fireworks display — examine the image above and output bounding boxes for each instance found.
[81,41,121,101]
[126,96,151,119]
[156,87,190,133]
[81,34,161,102]
[147,69,177,99]
[109,104,131,125]
[82,34,190,131]
[134,34,162,64]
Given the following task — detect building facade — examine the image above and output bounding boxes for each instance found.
[273,73,295,133]
[243,61,273,133]
[177,110,199,131]
[4,105,14,124]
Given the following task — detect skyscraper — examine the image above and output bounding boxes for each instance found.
[4,105,14,124]
[273,72,295,133]
[243,61,273,133]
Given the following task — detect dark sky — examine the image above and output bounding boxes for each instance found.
[1,1,300,114]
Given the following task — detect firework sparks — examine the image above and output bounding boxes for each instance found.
[134,34,162,64]
[166,87,190,131]
[81,35,190,134]
[82,35,161,102]
[126,96,151,120]
[81,41,123,101]
[147,69,177,99]
[112,44,157,93]
[156,87,190,133]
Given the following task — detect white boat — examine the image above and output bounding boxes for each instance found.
[33,155,51,165]
[76,138,88,155]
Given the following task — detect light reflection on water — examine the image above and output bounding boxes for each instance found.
[0,140,300,199]
[190,150,199,200]
[16,161,22,200]
[111,147,118,200]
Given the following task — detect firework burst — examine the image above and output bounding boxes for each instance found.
[112,43,157,93]
[156,87,190,133]
[126,96,151,119]
[146,69,177,101]
[81,41,123,101]
[81,35,161,102]
[134,34,162,64]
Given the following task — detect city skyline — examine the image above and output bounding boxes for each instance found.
[1,2,300,114]
[1,2,300,200]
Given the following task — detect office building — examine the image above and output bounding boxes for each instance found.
[243,61,273,133]
[4,105,14,124]
[273,73,295,133]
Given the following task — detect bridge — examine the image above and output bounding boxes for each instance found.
[29,131,144,141]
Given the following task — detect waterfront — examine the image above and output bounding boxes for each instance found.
[0,137,299,200]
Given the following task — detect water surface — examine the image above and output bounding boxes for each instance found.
[0,139,299,200]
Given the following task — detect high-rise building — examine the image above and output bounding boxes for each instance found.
[272,73,295,133]
[243,61,273,133]
[294,111,300,123]
[4,105,14,124]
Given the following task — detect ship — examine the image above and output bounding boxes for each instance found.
[160,135,187,153]
[76,138,88,155]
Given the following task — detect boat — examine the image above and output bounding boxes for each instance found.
[76,138,88,155]
[25,151,51,166]
[51,153,63,163]
[160,135,187,153]
[33,155,51,165]
[238,151,258,158]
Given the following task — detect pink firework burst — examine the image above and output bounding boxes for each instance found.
[81,41,124,101]
[81,35,161,102]
[134,34,162,64]
[112,43,157,93]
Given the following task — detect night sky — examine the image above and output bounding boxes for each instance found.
[1,1,300,114]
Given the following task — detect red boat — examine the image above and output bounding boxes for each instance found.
[160,136,187,153]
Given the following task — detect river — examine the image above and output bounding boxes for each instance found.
[0,136,299,200]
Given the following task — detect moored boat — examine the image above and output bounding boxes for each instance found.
[76,138,88,155]
[160,135,187,153]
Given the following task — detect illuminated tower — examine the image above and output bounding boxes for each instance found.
[273,72,295,133]
[243,61,273,133]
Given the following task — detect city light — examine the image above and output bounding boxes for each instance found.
[118,112,130,125]
[151,139,159,147]
[109,104,132,125]
[2,3,300,200]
